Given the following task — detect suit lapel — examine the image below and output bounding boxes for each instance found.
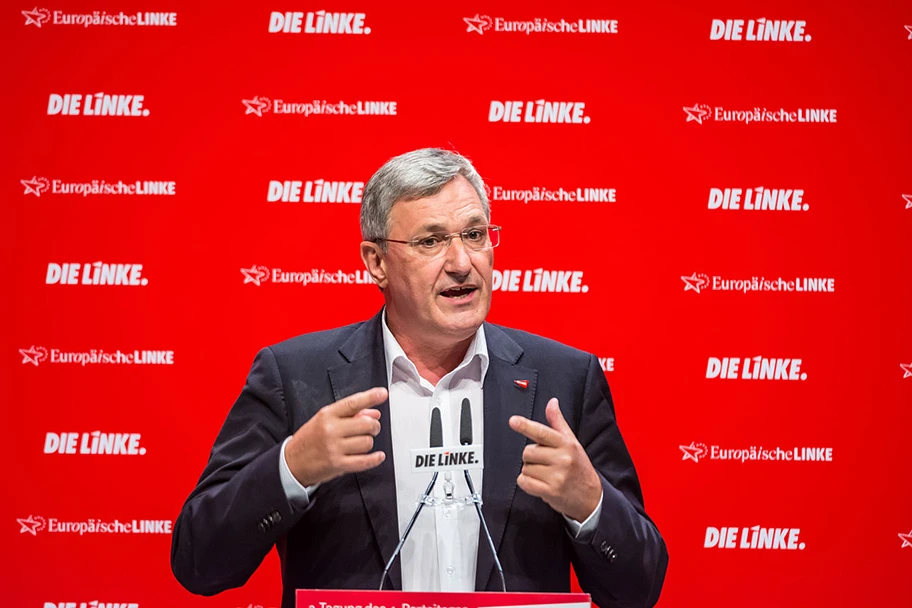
[327,312,402,589]
[475,324,536,590]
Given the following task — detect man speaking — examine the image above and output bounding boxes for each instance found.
[171,149,668,608]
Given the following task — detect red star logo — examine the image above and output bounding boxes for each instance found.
[17,515,46,535]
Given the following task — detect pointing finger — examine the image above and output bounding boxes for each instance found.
[331,387,388,417]
[509,415,563,448]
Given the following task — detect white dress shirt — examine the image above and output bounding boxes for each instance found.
[381,311,487,591]
[278,311,603,591]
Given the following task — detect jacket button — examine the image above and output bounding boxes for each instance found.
[257,522,266,533]
[599,541,617,563]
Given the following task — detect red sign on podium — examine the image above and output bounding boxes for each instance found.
[296,590,591,608]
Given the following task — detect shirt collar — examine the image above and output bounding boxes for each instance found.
[381,307,489,386]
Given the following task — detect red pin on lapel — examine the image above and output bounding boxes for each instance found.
[513,379,529,389]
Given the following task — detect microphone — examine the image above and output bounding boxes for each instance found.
[459,398,472,446]
[379,407,442,590]
[431,405,443,447]
[461,398,507,592]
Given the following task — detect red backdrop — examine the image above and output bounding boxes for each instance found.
[3,1,911,607]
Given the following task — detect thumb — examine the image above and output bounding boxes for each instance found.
[545,398,572,435]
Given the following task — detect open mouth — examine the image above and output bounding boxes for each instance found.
[440,286,477,300]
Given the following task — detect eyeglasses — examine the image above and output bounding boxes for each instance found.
[376,224,502,257]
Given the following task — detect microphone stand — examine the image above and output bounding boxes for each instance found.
[460,397,506,592]
[379,472,439,590]
[464,469,506,592]
[379,405,444,590]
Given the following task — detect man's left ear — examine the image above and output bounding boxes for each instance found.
[360,241,388,289]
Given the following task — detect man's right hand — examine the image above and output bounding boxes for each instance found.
[284,387,388,487]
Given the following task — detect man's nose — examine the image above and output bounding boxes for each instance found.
[443,235,473,273]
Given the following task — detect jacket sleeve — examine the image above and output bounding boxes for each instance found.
[170,346,311,595]
[567,354,669,608]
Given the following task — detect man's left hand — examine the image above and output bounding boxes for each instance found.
[509,398,602,523]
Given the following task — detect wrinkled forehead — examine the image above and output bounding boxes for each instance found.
[389,177,487,234]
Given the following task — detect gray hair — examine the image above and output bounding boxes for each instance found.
[360,148,490,246]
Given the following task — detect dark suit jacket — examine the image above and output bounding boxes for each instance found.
[171,312,668,608]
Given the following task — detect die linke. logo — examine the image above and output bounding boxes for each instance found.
[268,180,364,203]
[709,188,808,212]
[683,103,836,125]
[902,194,912,209]
[710,19,811,42]
[463,14,618,35]
[46,262,148,286]
[268,11,370,34]
[680,442,833,464]
[489,100,591,124]
[19,346,174,366]
[706,356,807,381]
[44,432,147,456]
[48,93,149,116]
[901,363,912,379]
[493,269,589,293]
[23,6,176,28]
[21,176,175,197]
[599,357,614,372]
[705,527,806,551]
[681,273,836,294]
[488,184,616,204]
[241,265,372,287]
[242,96,396,118]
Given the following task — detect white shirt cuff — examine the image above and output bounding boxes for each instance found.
[279,436,319,508]
[563,490,603,539]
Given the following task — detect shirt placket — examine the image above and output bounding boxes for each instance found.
[428,378,457,590]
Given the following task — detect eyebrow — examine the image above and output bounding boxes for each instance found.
[416,216,487,234]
